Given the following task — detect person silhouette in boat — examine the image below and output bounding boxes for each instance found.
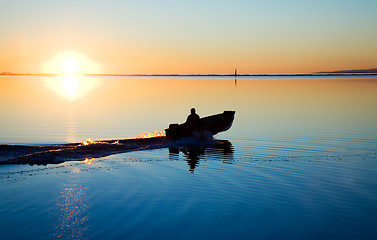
[185,108,201,133]
[186,108,200,126]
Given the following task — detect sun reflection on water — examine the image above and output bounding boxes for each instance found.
[136,130,166,138]
[62,76,78,99]
[66,115,78,144]
[45,76,99,100]
[54,171,90,239]
[81,139,95,146]
[83,158,94,164]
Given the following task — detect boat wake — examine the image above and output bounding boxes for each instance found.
[0,134,231,166]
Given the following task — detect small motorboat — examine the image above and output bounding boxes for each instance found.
[165,111,235,140]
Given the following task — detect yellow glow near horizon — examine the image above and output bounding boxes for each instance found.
[45,76,99,100]
[61,58,80,75]
[62,76,78,99]
[44,51,101,100]
[44,50,100,75]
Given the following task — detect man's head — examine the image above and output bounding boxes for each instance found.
[191,108,196,114]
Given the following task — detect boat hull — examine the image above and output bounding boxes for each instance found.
[165,111,235,140]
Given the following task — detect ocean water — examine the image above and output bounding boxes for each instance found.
[1,75,377,239]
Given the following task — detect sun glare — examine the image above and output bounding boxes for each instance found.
[44,50,100,75]
[62,76,78,99]
[61,58,80,75]
[45,75,99,100]
[44,50,101,100]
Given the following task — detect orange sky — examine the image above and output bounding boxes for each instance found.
[1,0,376,74]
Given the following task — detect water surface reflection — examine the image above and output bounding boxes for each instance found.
[169,140,234,172]
[54,169,90,239]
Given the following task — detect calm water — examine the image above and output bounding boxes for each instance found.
[1,75,377,239]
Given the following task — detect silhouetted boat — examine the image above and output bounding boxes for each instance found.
[165,111,235,140]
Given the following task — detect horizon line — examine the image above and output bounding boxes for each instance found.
[2,68,377,77]
[1,72,377,77]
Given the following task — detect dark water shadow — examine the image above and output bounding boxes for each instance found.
[169,140,234,172]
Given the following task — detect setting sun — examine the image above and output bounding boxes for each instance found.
[61,57,80,75]
[43,50,101,100]
[43,50,100,75]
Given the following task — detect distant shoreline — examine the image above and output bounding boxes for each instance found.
[1,73,377,77]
